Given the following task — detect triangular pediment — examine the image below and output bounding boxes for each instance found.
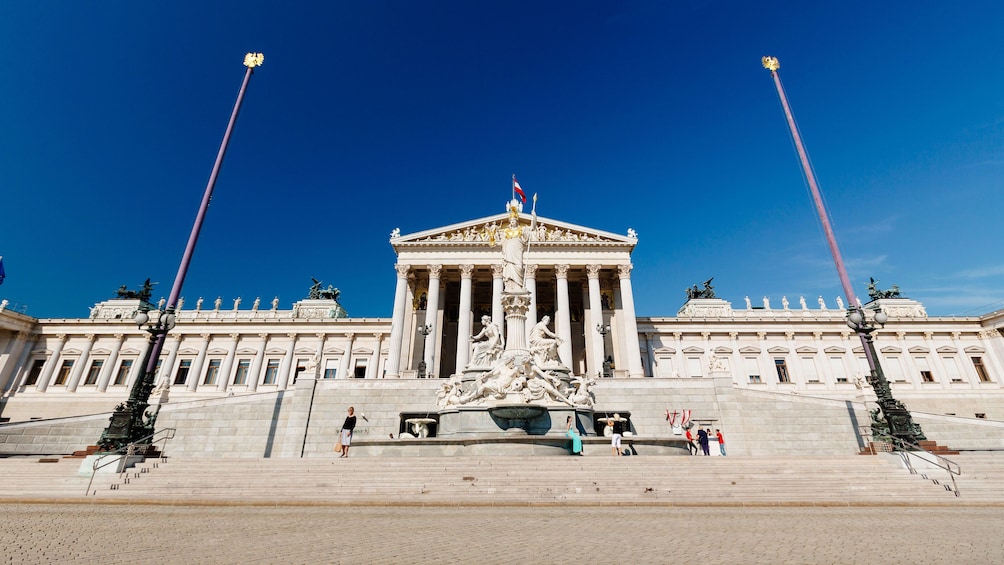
[391,213,637,248]
[739,346,761,354]
[823,346,845,354]
[653,347,675,355]
[795,346,817,354]
[681,346,704,354]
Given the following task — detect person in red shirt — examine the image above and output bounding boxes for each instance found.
[716,428,726,456]
[685,427,697,455]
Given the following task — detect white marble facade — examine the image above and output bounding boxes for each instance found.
[1,211,1003,422]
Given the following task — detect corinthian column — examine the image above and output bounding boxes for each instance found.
[524,264,538,341]
[617,264,644,377]
[586,265,604,378]
[554,265,573,366]
[96,334,125,392]
[36,334,66,392]
[65,334,95,392]
[455,264,474,371]
[423,265,442,376]
[491,264,504,329]
[385,264,411,378]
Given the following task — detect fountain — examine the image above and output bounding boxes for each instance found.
[423,198,596,444]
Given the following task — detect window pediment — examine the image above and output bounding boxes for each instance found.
[823,346,846,354]
[739,346,761,354]
[767,346,789,354]
[682,346,704,355]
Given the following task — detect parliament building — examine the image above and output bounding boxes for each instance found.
[2,209,1003,457]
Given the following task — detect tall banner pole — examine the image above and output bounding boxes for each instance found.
[762,56,924,445]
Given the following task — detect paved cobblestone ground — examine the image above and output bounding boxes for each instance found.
[2,504,1001,564]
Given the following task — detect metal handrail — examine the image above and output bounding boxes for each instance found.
[888,435,961,497]
[85,428,176,495]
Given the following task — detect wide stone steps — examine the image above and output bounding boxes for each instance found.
[88,455,963,505]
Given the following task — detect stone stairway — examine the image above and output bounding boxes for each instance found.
[947,452,1004,499]
[4,452,999,505]
[79,454,980,505]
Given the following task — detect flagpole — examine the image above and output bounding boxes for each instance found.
[762,55,924,446]
[98,53,264,452]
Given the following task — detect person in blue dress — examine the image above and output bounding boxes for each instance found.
[565,415,583,455]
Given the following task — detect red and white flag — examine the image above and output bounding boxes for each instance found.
[512,175,526,204]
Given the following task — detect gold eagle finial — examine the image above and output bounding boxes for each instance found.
[761,56,780,71]
[244,53,265,68]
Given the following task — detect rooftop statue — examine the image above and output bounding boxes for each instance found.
[114,278,155,304]
[685,277,716,300]
[308,277,341,301]
[866,277,905,300]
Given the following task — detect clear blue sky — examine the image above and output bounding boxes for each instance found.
[2,1,1003,319]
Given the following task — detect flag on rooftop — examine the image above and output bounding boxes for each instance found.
[0,256,5,286]
[512,175,526,204]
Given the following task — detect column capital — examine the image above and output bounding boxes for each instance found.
[459,264,475,278]
[315,332,326,340]
[617,264,633,279]
[554,264,570,279]
[258,333,270,340]
[395,264,411,279]
[84,334,96,342]
[586,265,602,279]
[55,334,67,342]
[17,331,34,340]
[112,333,125,341]
[344,332,355,340]
[230,333,242,340]
[524,264,538,279]
[427,264,443,279]
[171,334,184,342]
[200,333,212,340]
[286,332,298,340]
[490,264,504,278]
[372,332,384,340]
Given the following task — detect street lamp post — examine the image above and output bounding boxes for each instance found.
[96,53,264,452]
[596,323,612,378]
[98,300,176,450]
[846,308,926,444]
[417,324,432,378]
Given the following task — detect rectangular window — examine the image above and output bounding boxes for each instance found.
[174,359,192,385]
[886,357,906,383]
[973,357,992,383]
[829,356,848,383]
[354,359,368,378]
[774,359,790,383]
[324,359,338,379]
[263,359,280,385]
[204,359,222,385]
[744,357,761,384]
[656,357,674,378]
[114,359,133,386]
[916,357,935,383]
[23,359,46,386]
[54,360,74,385]
[84,360,104,385]
[800,357,819,383]
[686,357,702,378]
[943,357,963,382]
[233,360,251,385]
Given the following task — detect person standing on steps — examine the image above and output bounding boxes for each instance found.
[697,427,710,456]
[610,414,626,456]
[339,406,357,458]
[566,416,583,456]
[716,428,726,456]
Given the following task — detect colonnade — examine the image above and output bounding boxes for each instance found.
[386,262,644,378]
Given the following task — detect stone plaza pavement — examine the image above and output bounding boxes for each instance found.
[3,504,1002,564]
